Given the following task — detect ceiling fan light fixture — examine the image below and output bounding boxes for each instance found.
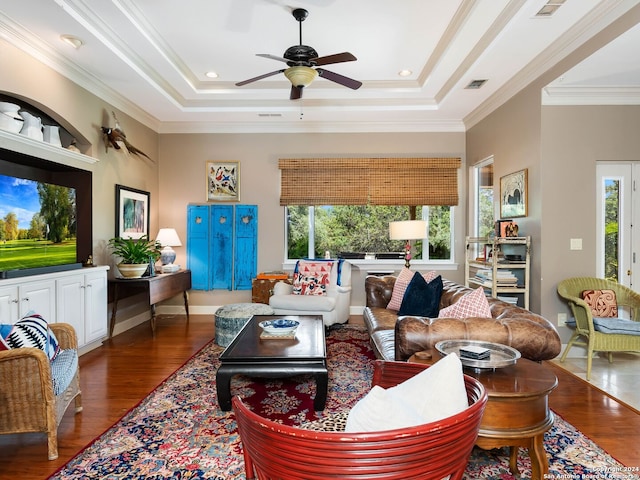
[284,66,318,88]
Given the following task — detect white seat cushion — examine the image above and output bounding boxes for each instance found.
[269,294,337,312]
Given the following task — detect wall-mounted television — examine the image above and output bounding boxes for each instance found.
[0,148,92,279]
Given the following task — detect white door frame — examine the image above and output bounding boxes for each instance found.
[596,162,633,287]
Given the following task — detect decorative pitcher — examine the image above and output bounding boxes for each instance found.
[0,102,24,134]
[43,125,62,147]
[19,111,43,141]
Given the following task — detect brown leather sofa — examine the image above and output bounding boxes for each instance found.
[363,275,561,362]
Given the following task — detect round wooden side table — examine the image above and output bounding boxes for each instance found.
[409,351,557,479]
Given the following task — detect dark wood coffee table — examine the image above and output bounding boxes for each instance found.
[409,350,557,479]
[216,314,328,411]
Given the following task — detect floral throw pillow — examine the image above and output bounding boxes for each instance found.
[582,289,618,318]
[293,260,333,296]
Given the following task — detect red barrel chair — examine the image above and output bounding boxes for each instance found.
[233,359,487,480]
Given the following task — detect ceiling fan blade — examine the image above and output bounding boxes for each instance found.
[316,68,362,90]
[290,85,303,100]
[256,53,289,63]
[312,52,357,66]
[235,69,286,86]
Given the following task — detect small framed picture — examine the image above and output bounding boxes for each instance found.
[115,184,150,239]
[207,161,239,202]
[500,168,528,218]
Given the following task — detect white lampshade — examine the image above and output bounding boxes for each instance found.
[284,66,318,87]
[156,228,182,247]
[389,220,427,241]
[156,228,182,266]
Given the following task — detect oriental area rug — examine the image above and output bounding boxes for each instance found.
[49,325,636,480]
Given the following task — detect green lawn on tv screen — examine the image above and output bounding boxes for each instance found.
[0,239,77,271]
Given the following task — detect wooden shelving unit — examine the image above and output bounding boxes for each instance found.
[465,236,530,310]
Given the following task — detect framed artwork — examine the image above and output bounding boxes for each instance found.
[115,184,150,239]
[500,168,528,218]
[207,161,239,202]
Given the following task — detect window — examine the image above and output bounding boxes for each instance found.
[280,157,460,263]
[471,158,494,238]
[286,205,453,261]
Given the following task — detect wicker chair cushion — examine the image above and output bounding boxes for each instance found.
[345,353,468,432]
[51,349,78,396]
[582,289,618,317]
[0,314,60,360]
[566,317,640,335]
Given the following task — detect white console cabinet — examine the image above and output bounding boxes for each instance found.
[0,278,56,324]
[0,266,109,353]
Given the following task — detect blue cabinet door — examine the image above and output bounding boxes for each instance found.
[234,205,257,290]
[211,205,234,290]
[186,204,257,291]
[187,205,210,290]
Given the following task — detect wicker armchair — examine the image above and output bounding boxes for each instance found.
[233,360,487,480]
[0,322,82,460]
[557,277,640,380]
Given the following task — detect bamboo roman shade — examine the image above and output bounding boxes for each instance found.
[279,157,461,206]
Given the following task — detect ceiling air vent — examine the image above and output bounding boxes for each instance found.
[535,0,566,17]
[465,79,487,89]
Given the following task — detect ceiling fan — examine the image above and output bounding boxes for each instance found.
[235,8,362,100]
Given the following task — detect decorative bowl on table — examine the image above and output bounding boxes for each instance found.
[259,318,300,335]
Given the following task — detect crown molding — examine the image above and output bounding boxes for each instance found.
[157,119,466,134]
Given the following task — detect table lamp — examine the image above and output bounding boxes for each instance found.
[389,220,427,268]
[156,228,182,272]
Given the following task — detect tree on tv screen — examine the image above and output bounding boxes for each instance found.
[36,183,75,243]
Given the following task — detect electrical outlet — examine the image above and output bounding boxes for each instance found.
[557,313,567,327]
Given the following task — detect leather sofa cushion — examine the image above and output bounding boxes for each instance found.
[395,315,561,362]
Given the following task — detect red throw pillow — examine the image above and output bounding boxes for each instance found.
[581,289,618,317]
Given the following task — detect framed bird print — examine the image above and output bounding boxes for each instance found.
[115,184,150,239]
[207,161,240,202]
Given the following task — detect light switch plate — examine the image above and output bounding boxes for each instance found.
[570,238,583,250]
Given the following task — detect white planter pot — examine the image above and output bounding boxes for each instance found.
[117,263,149,278]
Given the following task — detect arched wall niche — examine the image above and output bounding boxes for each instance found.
[0,91,91,154]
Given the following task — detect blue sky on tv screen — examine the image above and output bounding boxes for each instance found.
[0,174,40,230]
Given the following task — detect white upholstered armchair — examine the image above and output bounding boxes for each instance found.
[269,259,352,327]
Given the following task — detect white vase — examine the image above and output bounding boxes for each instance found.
[19,111,43,141]
[0,102,24,134]
[43,125,62,147]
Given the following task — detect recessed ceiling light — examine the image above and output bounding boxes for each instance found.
[398,69,412,77]
[205,71,219,79]
[60,34,83,49]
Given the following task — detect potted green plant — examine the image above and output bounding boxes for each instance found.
[108,235,161,278]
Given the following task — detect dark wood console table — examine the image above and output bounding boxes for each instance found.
[108,269,191,337]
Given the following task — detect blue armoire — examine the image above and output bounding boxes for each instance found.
[186,204,257,290]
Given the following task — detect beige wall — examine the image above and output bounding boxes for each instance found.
[541,105,640,337]
[466,87,543,312]
[158,132,466,311]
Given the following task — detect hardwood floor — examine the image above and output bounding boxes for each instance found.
[1,314,638,479]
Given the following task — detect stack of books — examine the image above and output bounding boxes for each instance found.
[474,268,519,287]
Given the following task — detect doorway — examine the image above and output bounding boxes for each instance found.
[596,162,639,287]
